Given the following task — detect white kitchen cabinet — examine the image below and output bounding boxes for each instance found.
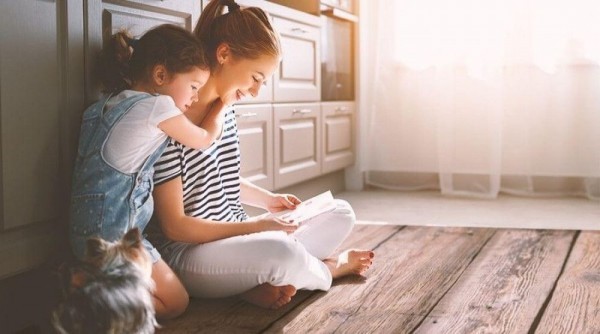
[271,16,321,102]
[321,102,355,173]
[236,104,274,190]
[274,103,322,188]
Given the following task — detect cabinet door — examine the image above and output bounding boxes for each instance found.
[272,16,321,102]
[0,0,84,277]
[274,103,321,189]
[236,105,274,190]
[321,102,355,173]
[1,0,60,230]
[85,0,201,102]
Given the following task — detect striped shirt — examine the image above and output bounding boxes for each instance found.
[148,108,249,248]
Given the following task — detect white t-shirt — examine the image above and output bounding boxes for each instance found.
[103,90,182,173]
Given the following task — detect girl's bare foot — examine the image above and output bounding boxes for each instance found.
[326,249,375,279]
[240,283,297,309]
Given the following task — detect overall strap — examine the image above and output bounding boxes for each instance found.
[84,94,113,120]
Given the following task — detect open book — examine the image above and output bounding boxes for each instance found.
[265,191,336,225]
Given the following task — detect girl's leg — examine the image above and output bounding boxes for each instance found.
[152,259,189,319]
[164,231,333,299]
[292,199,356,259]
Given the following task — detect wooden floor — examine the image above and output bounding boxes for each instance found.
[157,224,600,333]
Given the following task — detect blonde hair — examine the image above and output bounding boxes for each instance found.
[194,0,281,69]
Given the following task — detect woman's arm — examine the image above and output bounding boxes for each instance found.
[153,176,297,244]
[239,177,302,213]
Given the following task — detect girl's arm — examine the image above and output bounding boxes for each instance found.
[240,177,301,213]
[153,176,297,244]
[158,99,227,150]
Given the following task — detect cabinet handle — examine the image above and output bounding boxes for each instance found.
[335,106,349,112]
[291,27,309,34]
[236,112,258,118]
[293,109,312,114]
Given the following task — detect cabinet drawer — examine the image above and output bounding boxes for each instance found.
[273,103,321,188]
[236,104,274,190]
[321,102,355,173]
[272,16,321,102]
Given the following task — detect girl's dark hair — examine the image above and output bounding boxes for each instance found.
[194,0,281,70]
[98,24,208,94]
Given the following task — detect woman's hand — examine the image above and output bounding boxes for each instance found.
[253,217,298,234]
[265,193,302,213]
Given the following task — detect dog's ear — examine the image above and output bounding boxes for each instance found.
[85,237,108,262]
[122,228,142,248]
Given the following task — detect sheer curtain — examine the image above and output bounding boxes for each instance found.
[360,0,600,199]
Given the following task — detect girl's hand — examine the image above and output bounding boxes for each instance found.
[255,217,298,234]
[265,193,302,213]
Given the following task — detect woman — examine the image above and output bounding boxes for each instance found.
[149,0,374,310]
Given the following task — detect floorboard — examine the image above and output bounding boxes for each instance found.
[157,225,599,334]
[536,231,600,334]
[415,229,575,333]
[266,227,494,333]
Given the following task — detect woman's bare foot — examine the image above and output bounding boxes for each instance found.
[240,283,297,309]
[325,249,375,279]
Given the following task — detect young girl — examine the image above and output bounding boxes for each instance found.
[69,24,222,317]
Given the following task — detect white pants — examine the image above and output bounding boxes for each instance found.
[162,199,356,298]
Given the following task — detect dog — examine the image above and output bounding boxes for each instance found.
[52,228,157,334]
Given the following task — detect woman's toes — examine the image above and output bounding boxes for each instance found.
[281,285,297,297]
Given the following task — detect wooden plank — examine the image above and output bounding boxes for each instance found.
[535,231,600,333]
[263,226,495,333]
[158,224,400,333]
[415,229,575,334]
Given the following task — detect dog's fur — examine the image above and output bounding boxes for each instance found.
[52,228,157,334]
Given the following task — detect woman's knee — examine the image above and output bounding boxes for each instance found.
[331,199,356,233]
[259,234,307,272]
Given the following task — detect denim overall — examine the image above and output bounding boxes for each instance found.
[69,93,168,260]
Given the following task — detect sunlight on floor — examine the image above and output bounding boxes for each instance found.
[339,190,600,230]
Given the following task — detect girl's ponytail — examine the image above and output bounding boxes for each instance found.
[97,24,207,94]
[98,31,136,94]
[194,0,280,70]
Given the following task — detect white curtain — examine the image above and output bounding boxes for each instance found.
[360,0,600,199]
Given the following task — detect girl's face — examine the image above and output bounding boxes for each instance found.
[158,66,210,112]
[215,51,280,106]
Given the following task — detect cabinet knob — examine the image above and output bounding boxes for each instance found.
[291,27,309,34]
[293,109,312,115]
[236,112,258,118]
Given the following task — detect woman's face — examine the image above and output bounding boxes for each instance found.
[214,51,280,105]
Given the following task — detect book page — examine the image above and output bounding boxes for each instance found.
[266,191,336,224]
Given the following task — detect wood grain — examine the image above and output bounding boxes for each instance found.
[415,229,575,334]
[535,231,600,334]
[264,226,495,333]
[157,224,400,333]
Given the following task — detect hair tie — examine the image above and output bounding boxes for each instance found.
[224,0,240,13]
[128,37,139,49]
